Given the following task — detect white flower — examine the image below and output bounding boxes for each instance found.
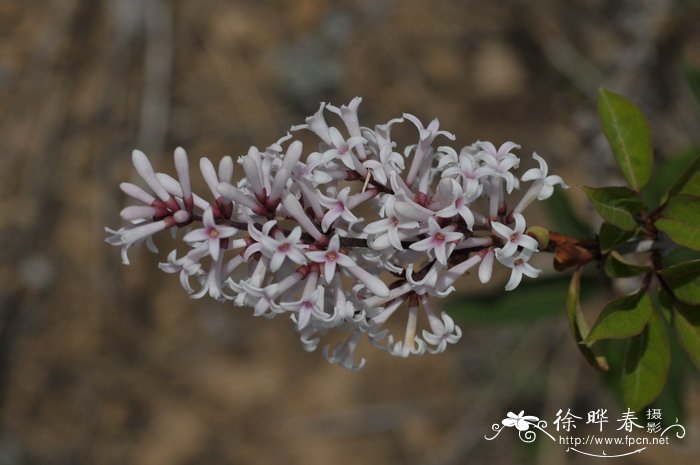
[388,305,426,358]
[326,127,366,172]
[183,208,238,260]
[496,249,542,291]
[279,273,327,330]
[364,196,419,250]
[421,298,462,354]
[514,152,569,213]
[306,235,356,283]
[327,96,367,159]
[362,144,404,185]
[106,98,567,370]
[131,149,176,208]
[435,180,481,230]
[158,250,202,293]
[403,114,456,145]
[292,150,337,185]
[191,254,233,301]
[440,146,492,196]
[521,153,568,199]
[476,141,520,163]
[291,101,333,145]
[409,217,463,265]
[306,235,389,296]
[478,248,496,284]
[323,330,366,371]
[482,154,520,194]
[491,213,539,257]
[258,226,307,271]
[318,187,360,232]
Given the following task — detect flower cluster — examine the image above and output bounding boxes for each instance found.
[106,98,567,369]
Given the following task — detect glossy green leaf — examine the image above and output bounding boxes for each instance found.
[665,154,700,200]
[663,247,700,268]
[660,291,700,370]
[599,222,635,253]
[658,259,700,305]
[655,195,700,251]
[597,88,653,191]
[657,152,700,204]
[585,289,652,344]
[604,251,653,278]
[622,310,670,411]
[567,269,609,371]
[581,186,644,231]
[674,304,700,370]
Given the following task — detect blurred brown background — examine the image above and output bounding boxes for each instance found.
[1,1,700,464]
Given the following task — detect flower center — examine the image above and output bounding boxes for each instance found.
[278,242,290,252]
[510,233,519,242]
[514,259,523,266]
[326,251,338,261]
[209,229,219,238]
[435,232,445,242]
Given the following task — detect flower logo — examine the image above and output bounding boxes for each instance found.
[502,411,540,431]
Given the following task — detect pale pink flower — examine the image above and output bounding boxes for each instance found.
[421,297,462,354]
[476,141,520,163]
[183,208,237,260]
[514,152,569,213]
[318,187,360,232]
[478,248,496,284]
[409,218,463,265]
[279,274,327,330]
[258,226,307,272]
[435,180,481,230]
[440,146,492,196]
[364,196,419,250]
[323,330,366,371]
[496,249,542,291]
[306,235,356,283]
[491,213,538,257]
[106,97,567,370]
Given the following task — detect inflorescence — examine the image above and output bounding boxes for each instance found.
[106,98,568,369]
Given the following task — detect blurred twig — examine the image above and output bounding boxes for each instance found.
[137,0,173,156]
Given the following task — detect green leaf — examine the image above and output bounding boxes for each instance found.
[674,302,700,370]
[659,291,700,370]
[658,259,700,305]
[663,154,700,202]
[604,251,653,278]
[567,269,609,371]
[647,151,700,206]
[599,222,635,253]
[597,88,654,191]
[585,289,652,344]
[655,195,700,251]
[581,186,644,231]
[663,247,700,267]
[622,309,670,411]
